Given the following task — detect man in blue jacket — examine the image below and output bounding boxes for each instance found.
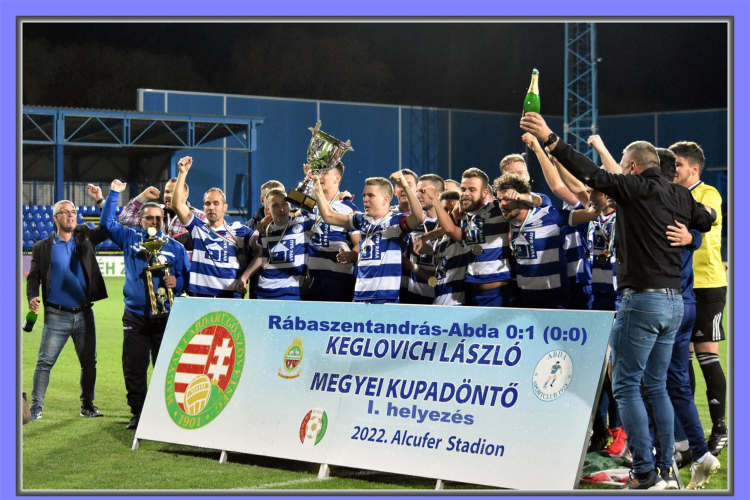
[101,179,190,430]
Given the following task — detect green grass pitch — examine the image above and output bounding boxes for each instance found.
[21,277,730,491]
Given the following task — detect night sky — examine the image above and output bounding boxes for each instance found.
[23,22,728,115]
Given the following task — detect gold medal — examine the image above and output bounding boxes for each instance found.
[428,276,438,288]
[305,230,314,238]
[472,244,483,255]
[512,247,519,257]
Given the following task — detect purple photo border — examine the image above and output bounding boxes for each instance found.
[3,1,746,499]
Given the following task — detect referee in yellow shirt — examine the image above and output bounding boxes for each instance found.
[670,141,728,457]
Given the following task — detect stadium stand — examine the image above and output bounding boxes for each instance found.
[22,204,123,252]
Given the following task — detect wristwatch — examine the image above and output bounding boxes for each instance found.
[543,132,559,148]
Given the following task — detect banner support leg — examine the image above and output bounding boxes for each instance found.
[318,463,330,479]
[131,437,139,451]
[219,450,228,464]
[435,479,444,490]
[673,457,684,489]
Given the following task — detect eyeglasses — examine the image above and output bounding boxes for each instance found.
[55,209,78,216]
[141,215,163,222]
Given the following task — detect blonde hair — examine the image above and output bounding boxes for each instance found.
[365,177,393,199]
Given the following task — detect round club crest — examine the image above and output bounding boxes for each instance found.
[299,408,328,446]
[165,311,245,429]
[532,350,573,402]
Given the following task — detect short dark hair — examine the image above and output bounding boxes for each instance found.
[656,148,676,181]
[668,141,706,174]
[399,168,418,184]
[331,161,345,178]
[439,190,460,202]
[493,172,531,195]
[462,168,490,190]
[167,177,189,193]
[418,174,445,192]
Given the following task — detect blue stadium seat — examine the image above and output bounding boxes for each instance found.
[32,230,40,240]
[23,230,31,240]
[46,221,54,232]
[30,205,39,214]
[30,221,37,230]
[34,213,43,223]
[23,221,28,230]
[23,205,30,214]
[39,230,49,240]
[26,211,34,221]
[43,212,51,222]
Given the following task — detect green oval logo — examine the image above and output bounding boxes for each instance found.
[165,311,245,429]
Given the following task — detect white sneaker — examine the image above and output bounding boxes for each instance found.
[686,452,720,489]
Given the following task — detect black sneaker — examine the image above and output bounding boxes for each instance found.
[707,425,728,456]
[625,469,666,490]
[126,414,140,430]
[659,466,679,489]
[80,404,103,418]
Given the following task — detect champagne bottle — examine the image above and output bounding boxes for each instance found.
[23,311,38,332]
[522,69,540,116]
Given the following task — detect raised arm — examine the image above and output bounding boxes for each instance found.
[311,175,353,228]
[420,186,462,242]
[549,154,590,206]
[172,156,193,225]
[391,170,425,229]
[522,133,580,207]
[587,135,621,173]
[100,179,128,247]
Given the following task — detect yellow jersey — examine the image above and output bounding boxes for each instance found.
[690,181,727,288]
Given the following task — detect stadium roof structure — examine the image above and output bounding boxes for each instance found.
[22,106,264,201]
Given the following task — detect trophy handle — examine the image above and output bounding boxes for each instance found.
[163,266,174,307]
[145,268,158,316]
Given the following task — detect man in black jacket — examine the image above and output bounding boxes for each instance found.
[521,112,716,490]
[26,200,109,421]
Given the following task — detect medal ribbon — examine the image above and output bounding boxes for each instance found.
[206,222,239,248]
[359,213,391,260]
[266,217,293,257]
[600,211,616,254]
[508,208,534,252]
[312,191,341,233]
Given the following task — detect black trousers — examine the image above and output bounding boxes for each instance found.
[122,310,167,416]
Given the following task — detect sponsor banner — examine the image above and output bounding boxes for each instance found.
[97,255,126,277]
[137,299,613,490]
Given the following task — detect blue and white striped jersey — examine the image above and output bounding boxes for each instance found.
[405,217,439,300]
[308,199,359,277]
[511,206,571,302]
[562,202,593,285]
[350,212,410,303]
[588,211,618,300]
[432,234,470,306]
[256,213,315,299]
[186,215,253,298]
[461,200,512,284]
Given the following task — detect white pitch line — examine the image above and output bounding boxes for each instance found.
[232,470,381,490]
[234,477,331,490]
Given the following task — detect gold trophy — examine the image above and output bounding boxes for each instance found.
[143,227,173,316]
[285,121,354,210]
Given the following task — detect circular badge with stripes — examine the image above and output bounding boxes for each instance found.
[165,311,245,429]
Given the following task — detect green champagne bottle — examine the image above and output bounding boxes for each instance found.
[522,69,540,116]
[23,310,38,332]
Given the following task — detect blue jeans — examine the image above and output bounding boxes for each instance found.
[610,289,683,474]
[667,303,710,458]
[32,307,97,408]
